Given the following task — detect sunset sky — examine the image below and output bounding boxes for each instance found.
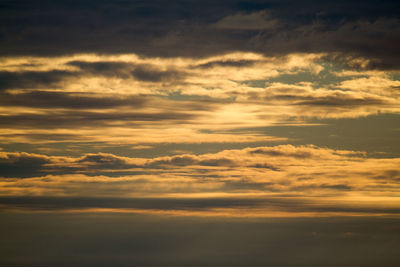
[1,0,400,266]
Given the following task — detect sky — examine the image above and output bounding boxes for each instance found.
[1,0,400,266]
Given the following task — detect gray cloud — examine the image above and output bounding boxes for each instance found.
[249,147,314,159]
[373,169,400,182]
[194,59,258,69]
[292,95,386,107]
[290,183,353,192]
[76,153,136,169]
[0,149,262,178]
[246,90,390,107]
[0,91,148,109]
[0,152,139,178]
[248,163,280,171]
[1,195,399,215]
[131,65,185,82]
[0,110,196,128]
[148,154,237,168]
[1,0,399,69]
[0,152,53,178]
[68,61,133,78]
[68,60,187,82]
[0,70,76,90]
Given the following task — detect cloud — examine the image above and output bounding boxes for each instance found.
[1,145,398,201]
[0,53,398,151]
[0,0,399,68]
[76,153,136,169]
[68,60,187,82]
[0,70,76,90]
[0,91,149,109]
[194,59,258,69]
[68,61,133,78]
[0,152,53,178]
[214,11,279,30]
[0,109,197,129]
[247,144,364,159]
[131,65,185,82]
[1,195,400,217]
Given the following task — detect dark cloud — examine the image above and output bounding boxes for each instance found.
[292,95,386,107]
[249,147,314,159]
[68,61,133,78]
[199,158,236,167]
[68,60,187,82]
[76,153,135,169]
[149,154,236,168]
[0,152,140,178]
[321,54,400,71]
[1,195,399,215]
[0,91,148,109]
[0,0,399,68]
[0,150,266,178]
[221,180,274,191]
[290,183,353,192]
[0,70,76,90]
[0,152,52,178]
[0,196,263,211]
[0,110,196,128]
[150,155,198,167]
[248,163,280,171]
[256,91,387,107]
[373,169,400,182]
[0,61,186,91]
[194,59,258,69]
[131,65,185,82]
[0,151,237,178]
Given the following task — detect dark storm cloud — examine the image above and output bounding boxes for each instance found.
[1,0,399,68]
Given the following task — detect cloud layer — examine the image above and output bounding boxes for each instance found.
[1,0,399,219]
[1,145,399,216]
